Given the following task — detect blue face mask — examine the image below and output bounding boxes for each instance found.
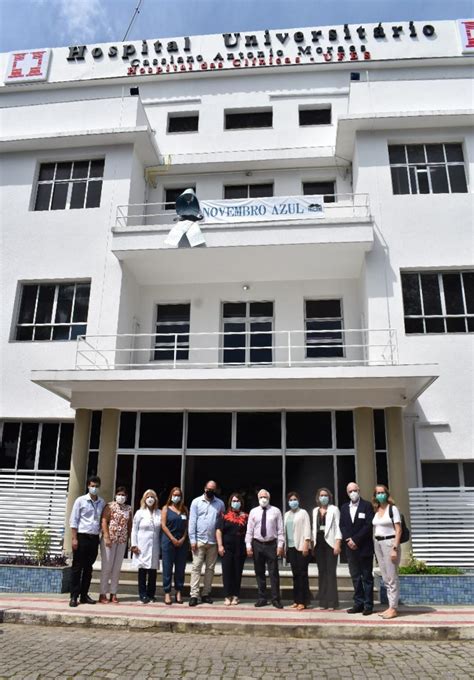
[231,501,241,511]
[288,499,299,510]
[319,496,329,506]
[376,492,388,503]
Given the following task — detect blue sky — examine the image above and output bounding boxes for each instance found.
[0,0,472,52]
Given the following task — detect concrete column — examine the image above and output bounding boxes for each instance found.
[385,406,411,561]
[97,409,120,504]
[64,409,91,553]
[354,407,376,501]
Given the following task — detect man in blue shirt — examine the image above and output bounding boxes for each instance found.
[69,475,105,607]
[188,480,225,606]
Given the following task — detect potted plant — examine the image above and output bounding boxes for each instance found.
[0,527,71,593]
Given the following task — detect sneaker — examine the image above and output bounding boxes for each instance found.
[188,597,198,607]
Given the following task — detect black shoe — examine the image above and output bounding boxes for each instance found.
[139,596,150,604]
[201,595,213,604]
[272,600,283,609]
[363,608,373,616]
[79,595,96,604]
[69,597,78,608]
[149,597,157,603]
[188,597,198,607]
[175,593,184,604]
[346,606,364,614]
[254,599,268,607]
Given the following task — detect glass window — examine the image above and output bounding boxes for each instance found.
[154,303,190,361]
[222,301,273,365]
[236,412,281,448]
[422,462,460,487]
[139,412,183,448]
[305,299,343,358]
[286,411,333,448]
[463,462,474,486]
[388,143,467,195]
[303,181,335,203]
[164,187,196,210]
[187,413,232,448]
[168,114,199,133]
[299,107,331,126]
[34,159,104,210]
[401,270,474,334]
[0,421,72,472]
[224,184,273,199]
[335,411,354,449]
[225,110,273,130]
[16,281,91,342]
[0,422,20,468]
[119,412,137,449]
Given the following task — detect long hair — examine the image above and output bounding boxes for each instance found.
[372,484,395,512]
[227,491,245,512]
[315,487,333,506]
[164,486,188,515]
[140,489,158,510]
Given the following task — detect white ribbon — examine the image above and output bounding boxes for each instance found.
[165,219,206,248]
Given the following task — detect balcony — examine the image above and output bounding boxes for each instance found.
[111,194,374,284]
[31,328,439,411]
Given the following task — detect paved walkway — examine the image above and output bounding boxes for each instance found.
[1,594,473,640]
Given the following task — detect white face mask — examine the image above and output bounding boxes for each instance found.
[145,497,155,508]
[349,491,360,502]
[115,495,126,504]
[88,486,99,496]
[259,497,270,508]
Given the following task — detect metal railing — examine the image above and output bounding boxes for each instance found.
[75,327,398,370]
[115,193,370,229]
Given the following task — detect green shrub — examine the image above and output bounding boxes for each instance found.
[24,527,51,565]
[399,554,463,575]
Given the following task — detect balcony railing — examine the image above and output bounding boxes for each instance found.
[75,327,398,370]
[115,193,370,229]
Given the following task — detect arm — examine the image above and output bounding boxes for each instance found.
[311,508,317,546]
[276,509,285,557]
[127,510,132,542]
[333,506,342,556]
[351,501,375,547]
[69,498,81,551]
[101,505,112,547]
[391,506,402,563]
[245,510,255,555]
[188,500,198,552]
[302,510,312,556]
[131,511,140,554]
[161,506,177,545]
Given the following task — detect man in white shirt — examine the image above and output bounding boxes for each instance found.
[69,475,105,607]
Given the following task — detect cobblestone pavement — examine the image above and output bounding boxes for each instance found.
[0,624,472,679]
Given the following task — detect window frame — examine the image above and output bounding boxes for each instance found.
[304,298,345,359]
[221,300,274,366]
[15,280,91,342]
[33,159,105,211]
[167,112,199,134]
[0,420,74,472]
[388,143,467,195]
[401,270,474,335]
[163,186,196,211]
[153,302,191,363]
[223,183,274,200]
[224,108,273,131]
[302,180,336,203]
[298,106,332,126]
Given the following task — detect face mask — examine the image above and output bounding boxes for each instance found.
[115,495,126,504]
[259,497,269,508]
[205,489,215,499]
[145,497,155,507]
[319,496,329,506]
[376,493,388,503]
[349,491,360,502]
[171,495,181,504]
[288,500,299,510]
[89,486,99,496]
[231,501,241,511]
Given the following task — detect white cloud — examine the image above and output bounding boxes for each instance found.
[53,0,115,44]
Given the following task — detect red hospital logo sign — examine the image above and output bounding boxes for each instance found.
[458,19,474,52]
[5,49,51,82]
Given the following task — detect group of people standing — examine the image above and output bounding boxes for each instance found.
[69,476,403,619]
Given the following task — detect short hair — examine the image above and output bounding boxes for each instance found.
[115,486,127,495]
[227,491,244,511]
[287,490,300,502]
[257,488,270,498]
[316,487,333,505]
[87,475,101,485]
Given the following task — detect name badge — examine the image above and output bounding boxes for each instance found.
[181,514,187,520]
[358,512,366,518]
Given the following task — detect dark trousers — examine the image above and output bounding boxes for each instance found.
[346,549,374,610]
[252,539,280,602]
[161,540,187,593]
[70,533,99,599]
[138,568,157,600]
[287,547,310,605]
[221,541,246,598]
[314,537,339,608]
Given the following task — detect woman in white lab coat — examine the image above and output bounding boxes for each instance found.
[131,489,161,604]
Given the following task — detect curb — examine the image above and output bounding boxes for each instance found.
[1,609,473,641]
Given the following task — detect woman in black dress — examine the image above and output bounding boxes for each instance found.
[216,492,248,605]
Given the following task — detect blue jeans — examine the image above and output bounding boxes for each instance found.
[161,538,188,593]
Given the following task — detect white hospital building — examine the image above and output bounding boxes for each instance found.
[0,19,473,564]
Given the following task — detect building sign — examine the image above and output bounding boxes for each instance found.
[5,49,51,82]
[200,196,325,223]
[458,19,474,52]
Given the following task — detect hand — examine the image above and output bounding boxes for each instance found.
[277,546,284,558]
[333,545,341,556]
[391,548,398,563]
[218,545,225,557]
[302,548,309,557]
[176,537,184,547]
[105,539,112,548]
[246,548,253,557]
[347,538,357,550]
[191,543,198,554]
[71,538,78,551]
[131,546,140,555]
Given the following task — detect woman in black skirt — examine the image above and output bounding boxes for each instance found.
[216,492,248,605]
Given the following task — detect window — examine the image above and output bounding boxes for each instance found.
[167,113,199,133]
[16,281,90,341]
[225,109,272,130]
[34,159,104,211]
[422,461,474,487]
[305,299,344,358]
[164,187,195,210]
[154,303,190,361]
[299,107,331,126]
[374,409,389,486]
[224,184,273,200]
[86,410,101,478]
[139,413,183,448]
[0,421,73,471]
[388,143,467,195]
[303,181,336,203]
[222,301,273,365]
[187,413,232,449]
[401,271,474,334]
